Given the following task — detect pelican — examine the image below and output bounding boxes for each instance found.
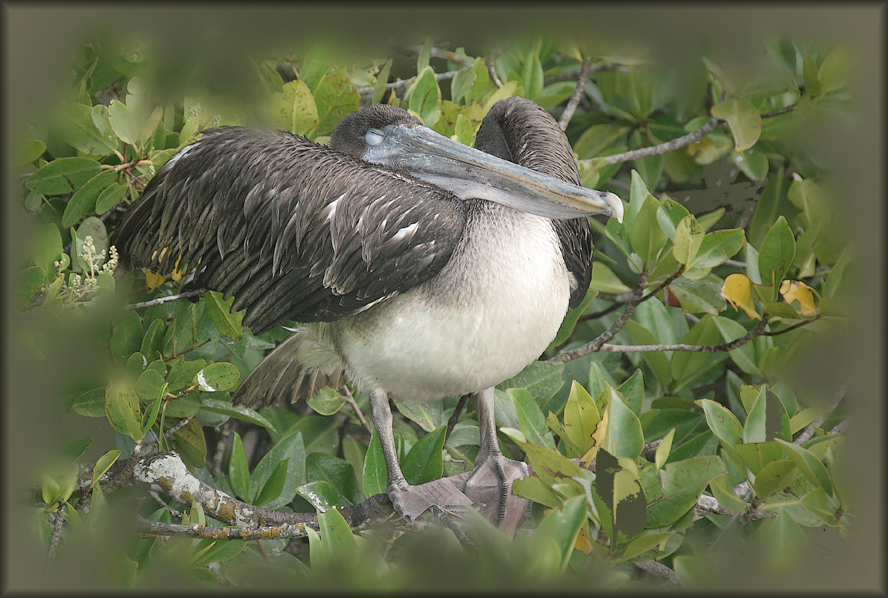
[116,97,623,525]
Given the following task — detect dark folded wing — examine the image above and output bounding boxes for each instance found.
[115,127,466,333]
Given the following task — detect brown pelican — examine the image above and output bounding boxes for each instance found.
[115,97,623,525]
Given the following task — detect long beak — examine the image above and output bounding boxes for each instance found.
[364,125,624,222]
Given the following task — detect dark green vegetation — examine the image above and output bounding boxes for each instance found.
[13,32,863,590]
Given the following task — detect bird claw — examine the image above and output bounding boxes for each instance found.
[463,455,531,534]
[387,478,473,523]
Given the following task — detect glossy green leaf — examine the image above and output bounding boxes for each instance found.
[92,449,121,487]
[672,316,726,389]
[393,399,442,433]
[656,197,692,242]
[297,481,352,512]
[190,538,246,569]
[711,99,761,152]
[405,66,442,126]
[508,388,554,449]
[313,67,360,136]
[105,380,143,440]
[254,458,290,506]
[641,455,726,527]
[574,124,630,159]
[401,425,446,485]
[629,193,667,269]
[204,291,244,341]
[775,439,834,497]
[135,368,166,404]
[228,432,252,501]
[307,386,346,416]
[95,181,128,215]
[317,508,358,561]
[623,320,673,387]
[600,386,644,460]
[362,424,387,497]
[655,429,675,471]
[27,157,101,196]
[250,431,306,509]
[307,453,362,505]
[753,458,797,499]
[731,148,769,182]
[758,216,796,300]
[56,103,117,156]
[199,398,277,434]
[673,215,705,266]
[530,495,586,573]
[110,310,143,366]
[709,473,748,512]
[171,417,207,469]
[108,99,140,146]
[194,362,241,392]
[371,59,393,105]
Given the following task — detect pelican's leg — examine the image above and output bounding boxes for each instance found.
[463,387,530,527]
[369,389,470,523]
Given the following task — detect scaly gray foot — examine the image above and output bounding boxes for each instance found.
[387,477,473,523]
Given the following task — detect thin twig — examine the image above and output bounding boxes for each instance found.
[558,59,591,131]
[579,267,685,322]
[760,104,797,118]
[545,62,625,83]
[125,289,205,310]
[165,415,194,438]
[550,271,647,363]
[342,386,371,434]
[634,560,678,586]
[486,53,503,89]
[586,116,720,167]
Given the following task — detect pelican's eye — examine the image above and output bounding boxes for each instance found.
[365,128,385,146]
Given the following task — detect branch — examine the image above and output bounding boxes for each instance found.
[558,59,591,131]
[544,62,626,83]
[549,271,648,363]
[794,382,846,445]
[486,53,503,89]
[582,116,720,167]
[124,289,205,310]
[579,266,685,322]
[634,560,678,586]
[357,70,463,104]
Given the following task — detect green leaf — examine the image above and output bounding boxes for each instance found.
[171,417,207,469]
[401,425,446,485]
[108,99,140,146]
[549,288,597,349]
[731,148,769,182]
[508,388,554,449]
[362,424,387,497]
[33,224,63,283]
[775,439,834,497]
[95,181,128,215]
[758,215,796,300]
[530,495,586,573]
[92,449,121,487]
[228,432,252,501]
[623,320,673,387]
[60,437,93,462]
[628,194,667,269]
[802,49,822,97]
[601,386,644,460]
[667,278,726,315]
[711,99,762,152]
[269,80,319,136]
[135,368,166,404]
[672,316,726,390]
[306,453,362,505]
[18,266,45,308]
[72,388,106,417]
[105,380,143,440]
[249,431,306,509]
[317,508,358,561]
[371,59,392,105]
[254,458,290,506]
[307,386,346,416]
[194,362,241,392]
[574,124,630,160]
[405,66,442,126]
[817,46,851,94]
[203,291,244,341]
[753,458,797,499]
[497,360,570,408]
[393,399,442,433]
[709,474,748,512]
[673,215,705,266]
[190,538,245,569]
[110,310,144,366]
[56,103,117,156]
[199,398,277,434]
[297,481,352,511]
[313,67,360,136]
[656,197,692,242]
[690,228,746,270]
[698,398,743,446]
[520,40,544,102]
[27,157,102,196]
[655,429,675,470]
[641,455,726,527]
[18,138,47,164]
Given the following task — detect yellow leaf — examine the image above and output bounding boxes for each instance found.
[721,273,761,320]
[779,280,818,317]
[144,269,167,291]
[574,527,593,555]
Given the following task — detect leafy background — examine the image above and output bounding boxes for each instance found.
[4,5,883,593]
